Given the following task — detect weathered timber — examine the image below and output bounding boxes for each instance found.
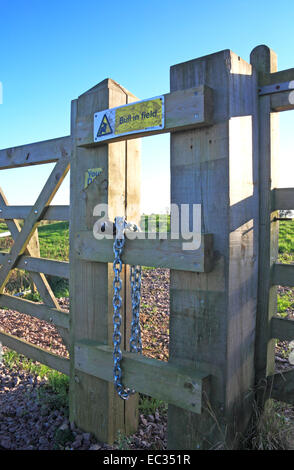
[271,263,294,287]
[167,49,259,449]
[272,188,294,211]
[0,205,69,221]
[0,136,71,170]
[0,294,69,330]
[271,317,294,341]
[268,369,294,405]
[69,79,140,444]
[0,253,69,278]
[259,67,294,86]
[0,331,69,375]
[75,340,210,415]
[76,84,213,146]
[75,231,214,272]
[250,45,280,388]
[271,91,294,112]
[0,155,70,293]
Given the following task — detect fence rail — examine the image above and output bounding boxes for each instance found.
[0,135,72,170]
[0,330,70,375]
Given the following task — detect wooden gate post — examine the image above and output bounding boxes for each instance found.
[250,46,279,393]
[69,79,140,443]
[168,50,259,449]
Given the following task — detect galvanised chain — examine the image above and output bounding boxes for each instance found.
[112,217,142,400]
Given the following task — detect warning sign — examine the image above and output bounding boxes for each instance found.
[93,96,164,142]
[97,114,112,137]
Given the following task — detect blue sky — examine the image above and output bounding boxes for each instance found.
[0,0,293,213]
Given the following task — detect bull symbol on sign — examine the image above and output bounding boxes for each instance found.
[97,114,112,137]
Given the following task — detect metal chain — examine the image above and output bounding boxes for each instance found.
[112,217,142,400]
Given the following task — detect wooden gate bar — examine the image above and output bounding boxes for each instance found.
[0,294,69,329]
[250,46,280,388]
[74,340,210,415]
[267,369,294,405]
[0,331,70,375]
[0,189,59,309]
[0,135,71,170]
[271,92,294,112]
[0,155,70,293]
[0,254,69,279]
[271,317,294,341]
[0,205,69,221]
[74,231,214,272]
[271,263,294,286]
[76,85,213,146]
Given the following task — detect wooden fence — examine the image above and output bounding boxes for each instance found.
[0,44,293,450]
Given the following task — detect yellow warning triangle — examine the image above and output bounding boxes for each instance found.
[97,114,112,137]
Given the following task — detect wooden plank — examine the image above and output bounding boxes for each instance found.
[167,50,259,449]
[75,231,214,272]
[0,294,69,330]
[268,369,294,405]
[0,331,69,375]
[272,188,294,211]
[260,68,294,86]
[0,155,70,293]
[76,84,213,146]
[75,340,209,415]
[69,80,139,445]
[0,136,71,170]
[272,263,294,287]
[271,91,294,112]
[271,317,294,341]
[0,254,69,278]
[250,45,280,389]
[0,205,69,221]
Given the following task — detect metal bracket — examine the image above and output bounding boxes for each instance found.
[259,81,294,96]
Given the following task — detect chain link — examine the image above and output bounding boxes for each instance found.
[112,217,142,400]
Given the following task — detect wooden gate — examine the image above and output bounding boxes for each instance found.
[0,44,293,450]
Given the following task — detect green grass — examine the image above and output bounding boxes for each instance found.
[2,348,69,409]
[38,221,69,261]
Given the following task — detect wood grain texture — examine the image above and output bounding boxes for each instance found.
[0,294,69,329]
[0,155,69,293]
[272,188,294,211]
[0,136,71,170]
[271,263,294,287]
[168,49,259,450]
[0,205,69,221]
[260,67,294,86]
[76,85,213,146]
[271,316,294,341]
[0,254,69,279]
[250,46,279,385]
[75,231,214,272]
[75,340,210,414]
[69,80,140,444]
[271,91,294,112]
[0,330,69,375]
[268,369,294,405]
